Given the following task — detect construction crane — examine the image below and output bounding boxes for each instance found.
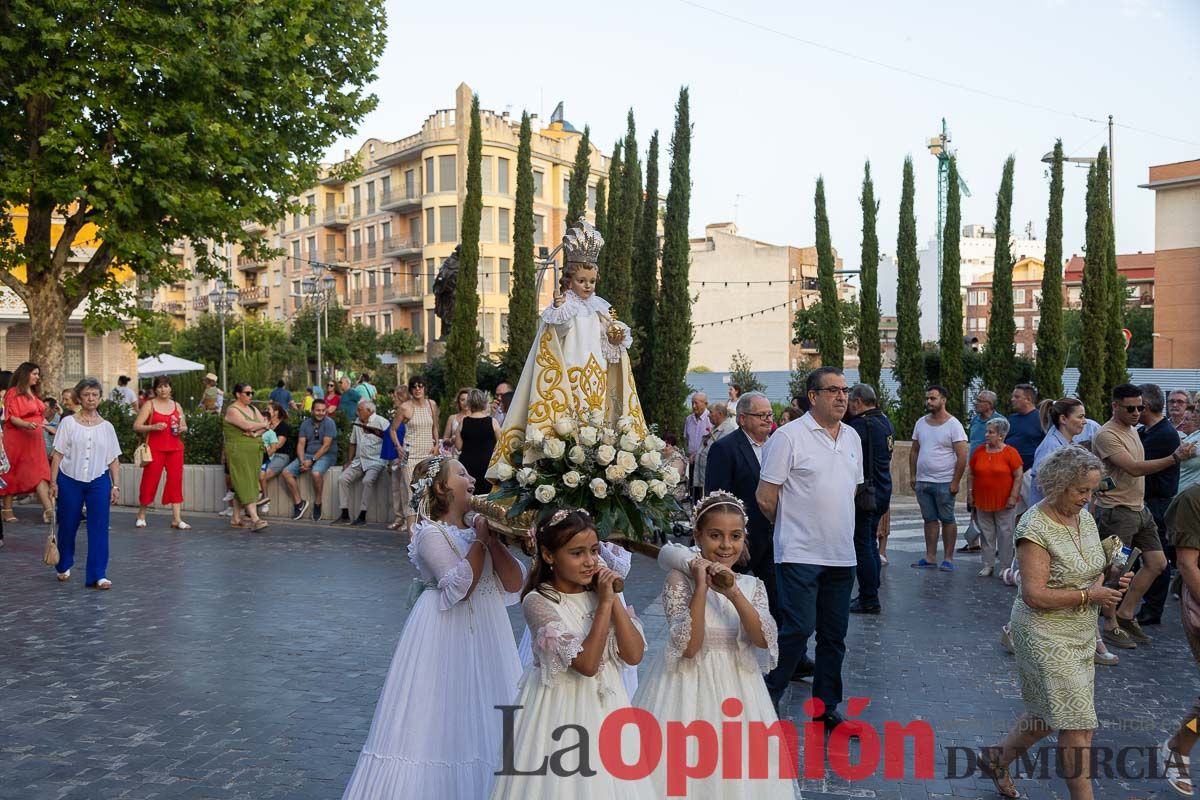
[927,118,971,331]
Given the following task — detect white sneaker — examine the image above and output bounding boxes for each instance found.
[978,566,993,577]
[218,507,233,517]
[222,491,235,503]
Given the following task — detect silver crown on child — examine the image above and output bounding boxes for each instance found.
[562,217,604,267]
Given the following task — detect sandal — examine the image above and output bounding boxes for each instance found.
[171,521,192,531]
[135,518,147,529]
[56,569,71,582]
[42,510,53,524]
[3,515,17,524]
[252,520,268,531]
[230,520,248,529]
[978,748,1020,798]
[1161,739,1193,796]
[90,578,112,590]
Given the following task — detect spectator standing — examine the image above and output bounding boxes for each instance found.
[336,376,364,420]
[269,380,293,410]
[441,388,470,456]
[200,373,220,412]
[492,381,512,426]
[396,376,439,461]
[847,384,895,614]
[133,376,189,530]
[111,375,137,407]
[695,402,734,495]
[1093,383,1196,650]
[60,387,79,417]
[1006,384,1045,473]
[42,398,61,459]
[960,390,999,553]
[357,373,378,401]
[1168,389,1191,431]
[728,383,743,406]
[968,418,1023,578]
[223,384,269,530]
[1,362,54,523]
[324,380,342,414]
[384,385,410,532]
[684,392,712,502]
[283,399,339,520]
[49,379,122,589]
[1135,384,1181,626]
[455,389,501,493]
[335,399,391,526]
[909,385,969,570]
[1177,410,1200,496]
[759,367,863,729]
[258,401,293,513]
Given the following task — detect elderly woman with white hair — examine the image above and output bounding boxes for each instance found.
[968,416,1024,578]
[334,398,391,526]
[980,446,1132,800]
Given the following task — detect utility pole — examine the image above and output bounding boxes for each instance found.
[1108,115,1116,230]
[927,118,971,332]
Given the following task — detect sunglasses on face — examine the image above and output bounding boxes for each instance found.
[1121,404,1145,413]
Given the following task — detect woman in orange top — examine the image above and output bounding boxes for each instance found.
[134,376,190,530]
[968,416,1024,579]
[1,362,54,523]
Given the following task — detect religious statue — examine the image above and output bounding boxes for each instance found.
[431,245,460,339]
[486,217,647,481]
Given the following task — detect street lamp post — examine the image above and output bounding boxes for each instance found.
[1152,332,1173,368]
[209,281,240,393]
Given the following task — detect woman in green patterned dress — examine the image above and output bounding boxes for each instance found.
[979,446,1132,799]
[223,383,270,531]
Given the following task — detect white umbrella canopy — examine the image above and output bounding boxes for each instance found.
[136,354,206,378]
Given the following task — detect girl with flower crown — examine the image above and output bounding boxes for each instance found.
[490,509,654,800]
[342,456,527,800]
[633,491,796,799]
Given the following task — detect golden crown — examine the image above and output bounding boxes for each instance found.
[562,217,604,267]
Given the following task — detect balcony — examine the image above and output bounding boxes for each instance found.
[162,302,186,316]
[382,236,422,258]
[237,254,268,272]
[192,296,211,311]
[315,248,349,271]
[380,189,421,213]
[383,274,425,305]
[243,220,268,234]
[323,204,350,229]
[239,286,269,307]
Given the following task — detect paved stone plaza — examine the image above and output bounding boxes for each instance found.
[1,502,1195,799]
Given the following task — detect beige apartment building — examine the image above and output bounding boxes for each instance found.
[160,83,609,367]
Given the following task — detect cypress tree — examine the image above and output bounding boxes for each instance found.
[983,156,1017,411]
[504,111,537,382]
[605,112,640,317]
[1098,146,1127,396]
[1035,140,1066,400]
[814,176,842,368]
[939,156,965,419]
[445,94,484,399]
[1076,161,1109,416]
[857,162,881,392]
[600,142,623,275]
[895,157,924,437]
[566,125,591,227]
[654,87,692,438]
[632,131,660,390]
[594,177,607,237]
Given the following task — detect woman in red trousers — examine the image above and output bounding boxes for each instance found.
[1,362,53,523]
[134,375,189,530]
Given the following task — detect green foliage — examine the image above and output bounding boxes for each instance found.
[175,312,292,371]
[788,358,815,401]
[813,177,843,368]
[0,0,384,392]
[594,178,608,237]
[127,312,177,358]
[939,156,965,419]
[182,412,226,466]
[857,162,882,391]
[230,350,276,392]
[652,88,693,439]
[983,156,1017,412]
[1035,140,1066,400]
[632,131,660,391]
[1098,147,1128,396]
[729,350,767,394]
[415,354,507,408]
[504,112,538,384]
[1063,298,1153,369]
[605,112,641,318]
[444,95,484,396]
[566,126,592,227]
[894,157,925,437]
[1077,159,1109,417]
[793,297,859,352]
[601,143,623,274]
[100,401,138,461]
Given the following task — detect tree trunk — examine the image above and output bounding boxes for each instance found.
[26,280,72,396]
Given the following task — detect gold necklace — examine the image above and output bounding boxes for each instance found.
[1044,503,1084,557]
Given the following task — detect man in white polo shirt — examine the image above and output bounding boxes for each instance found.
[757,366,863,731]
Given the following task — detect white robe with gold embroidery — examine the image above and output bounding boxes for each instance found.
[486,291,647,481]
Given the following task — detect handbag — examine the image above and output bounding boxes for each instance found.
[134,439,153,468]
[42,510,59,567]
[1183,584,1200,640]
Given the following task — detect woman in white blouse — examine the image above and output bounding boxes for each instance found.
[49,378,122,589]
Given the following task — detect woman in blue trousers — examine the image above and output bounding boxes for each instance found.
[50,378,122,589]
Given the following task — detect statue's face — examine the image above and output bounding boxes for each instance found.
[568,266,598,300]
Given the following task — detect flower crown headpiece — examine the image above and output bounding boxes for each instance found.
[410,455,447,514]
[544,507,590,528]
[690,490,748,528]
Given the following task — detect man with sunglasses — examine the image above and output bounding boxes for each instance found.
[1093,383,1197,650]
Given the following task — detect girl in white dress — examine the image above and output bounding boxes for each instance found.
[342,456,526,800]
[490,510,655,800]
[634,491,796,799]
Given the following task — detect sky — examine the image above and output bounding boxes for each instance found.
[327,0,1199,319]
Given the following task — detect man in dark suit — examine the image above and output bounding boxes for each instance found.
[705,391,779,620]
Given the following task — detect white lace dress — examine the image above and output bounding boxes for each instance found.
[517,541,638,698]
[632,543,795,799]
[342,520,524,800]
[490,589,656,800]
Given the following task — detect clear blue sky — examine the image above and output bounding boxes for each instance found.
[329,0,1199,290]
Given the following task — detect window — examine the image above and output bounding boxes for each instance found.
[306,236,317,257]
[439,155,457,192]
[534,214,545,245]
[1032,316,1040,331]
[293,211,302,231]
[366,314,376,330]
[1014,288,1026,305]
[367,181,376,214]
[979,317,988,332]
[588,185,597,211]
[500,313,509,344]
[1015,316,1025,330]
[499,258,510,293]
[1016,342,1026,354]
[424,158,434,194]
[967,318,976,331]
[366,226,376,258]
[380,176,390,202]
[291,240,301,264]
[498,208,510,244]
[427,309,437,343]
[405,169,417,198]
[479,257,494,293]
[1033,289,1043,306]
[979,290,988,304]
[410,216,421,245]
[480,206,494,242]
[411,311,422,342]
[485,312,497,346]
[426,258,436,292]
[352,186,361,217]
[64,335,85,383]
[497,158,510,194]
[367,270,377,289]
[533,170,544,198]
[382,267,392,287]
[563,176,570,203]
[292,279,301,298]
[1068,287,1082,305]
[307,195,316,226]
[383,313,393,334]
[425,208,435,245]
[439,206,457,242]
[381,220,392,243]
[967,291,976,305]
[325,191,336,214]
[481,156,493,193]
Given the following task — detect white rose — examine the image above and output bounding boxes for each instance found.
[553,419,576,437]
[627,480,648,502]
[596,444,616,466]
[563,470,583,488]
[526,427,545,447]
[543,438,567,460]
[601,429,618,446]
[644,434,665,452]
[587,410,606,427]
[534,484,556,503]
[662,468,681,487]
[495,463,515,481]
[619,432,641,452]
[578,426,599,447]
[616,451,638,473]
[590,478,608,499]
[617,416,634,433]
[640,451,662,469]
[517,467,538,486]
[606,463,628,483]
[568,445,587,465]
[649,479,668,499]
